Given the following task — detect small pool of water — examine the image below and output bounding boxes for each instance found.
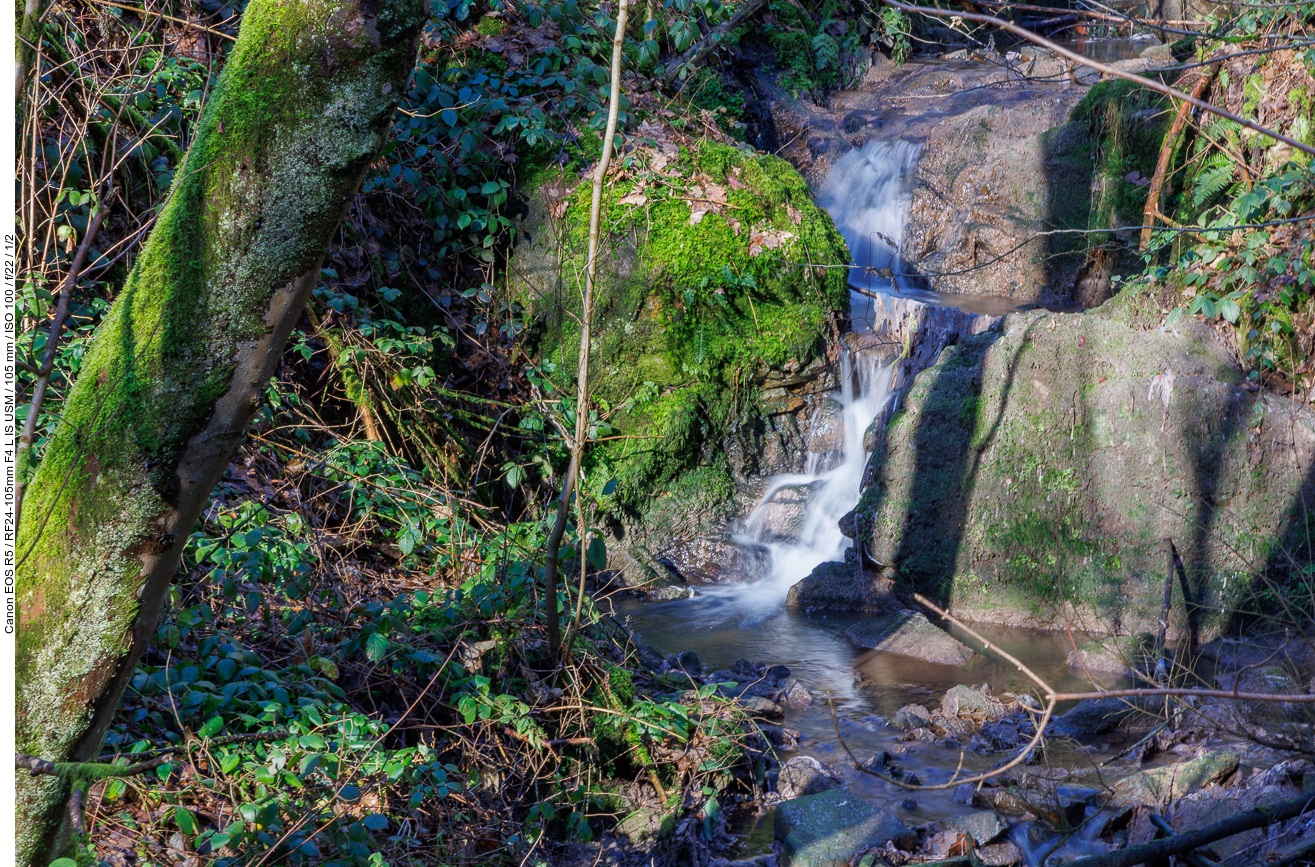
[616,594,1150,860]
[1056,38,1156,63]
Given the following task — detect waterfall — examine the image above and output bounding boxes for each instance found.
[727,354,895,613]
[816,139,923,332]
[695,141,920,617]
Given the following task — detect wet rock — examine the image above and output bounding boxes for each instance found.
[1067,633,1159,679]
[889,704,932,731]
[947,810,1009,846]
[900,798,917,811]
[980,718,1021,750]
[942,685,1006,720]
[952,783,979,807]
[978,841,1024,867]
[741,696,785,717]
[845,611,981,665]
[759,724,802,751]
[637,644,668,672]
[778,679,815,709]
[1052,697,1159,735]
[774,789,915,867]
[924,829,971,860]
[776,756,843,800]
[665,650,703,677]
[1109,750,1241,808]
[785,560,899,612]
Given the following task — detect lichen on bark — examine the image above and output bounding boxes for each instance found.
[14,1,426,863]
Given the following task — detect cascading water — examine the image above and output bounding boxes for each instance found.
[728,354,894,612]
[816,139,923,330]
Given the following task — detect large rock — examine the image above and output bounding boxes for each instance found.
[508,131,851,593]
[774,789,915,867]
[852,304,1315,639]
[1108,750,1241,807]
[1052,697,1159,735]
[761,50,1174,306]
[785,560,899,612]
[844,611,981,666]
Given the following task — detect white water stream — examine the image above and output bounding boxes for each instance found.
[699,141,923,615]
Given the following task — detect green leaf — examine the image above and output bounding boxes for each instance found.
[602,479,617,496]
[49,860,77,867]
[586,536,607,570]
[365,632,389,663]
[1220,298,1241,324]
[199,715,224,738]
[339,784,362,802]
[363,814,389,831]
[175,806,197,836]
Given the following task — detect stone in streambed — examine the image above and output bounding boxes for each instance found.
[1066,632,1159,678]
[1052,696,1159,735]
[776,756,843,800]
[947,810,1009,846]
[941,684,1006,719]
[978,841,1024,866]
[844,611,981,665]
[1108,750,1241,807]
[774,788,915,867]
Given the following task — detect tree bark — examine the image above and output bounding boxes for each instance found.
[13,2,426,863]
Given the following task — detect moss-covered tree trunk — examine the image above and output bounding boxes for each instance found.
[14,1,425,862]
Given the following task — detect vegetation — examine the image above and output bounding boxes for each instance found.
[13,0,1315,866]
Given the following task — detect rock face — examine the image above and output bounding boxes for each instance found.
[844,611,981,666]
[1052,696,1159,735]
[760,50,1175,305]
[774,788,915,867]
[851,301,1315,639]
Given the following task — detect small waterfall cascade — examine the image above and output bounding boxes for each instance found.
[717,353,895,615]
[702,140,924,617]
[816,139,923,331]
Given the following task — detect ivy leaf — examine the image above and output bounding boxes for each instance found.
[586,536,608,571]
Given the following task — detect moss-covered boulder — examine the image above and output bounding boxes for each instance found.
[839,296,1315,638]
[508,135,850,587]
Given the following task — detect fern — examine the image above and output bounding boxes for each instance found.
[1192,152,1235,209]
[812,33,840,71]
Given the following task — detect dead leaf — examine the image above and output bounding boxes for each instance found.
[748,227,795,257]
[786,203,803,225]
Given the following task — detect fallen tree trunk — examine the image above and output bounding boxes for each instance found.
[14,2,426,863]
[1065,793,1315,867]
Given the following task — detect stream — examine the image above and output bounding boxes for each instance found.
[616,131,1145,864]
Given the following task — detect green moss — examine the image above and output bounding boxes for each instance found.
[513,140,848,516]
[474,15,507,36]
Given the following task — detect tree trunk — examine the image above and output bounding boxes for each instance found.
[13,2,425,863]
